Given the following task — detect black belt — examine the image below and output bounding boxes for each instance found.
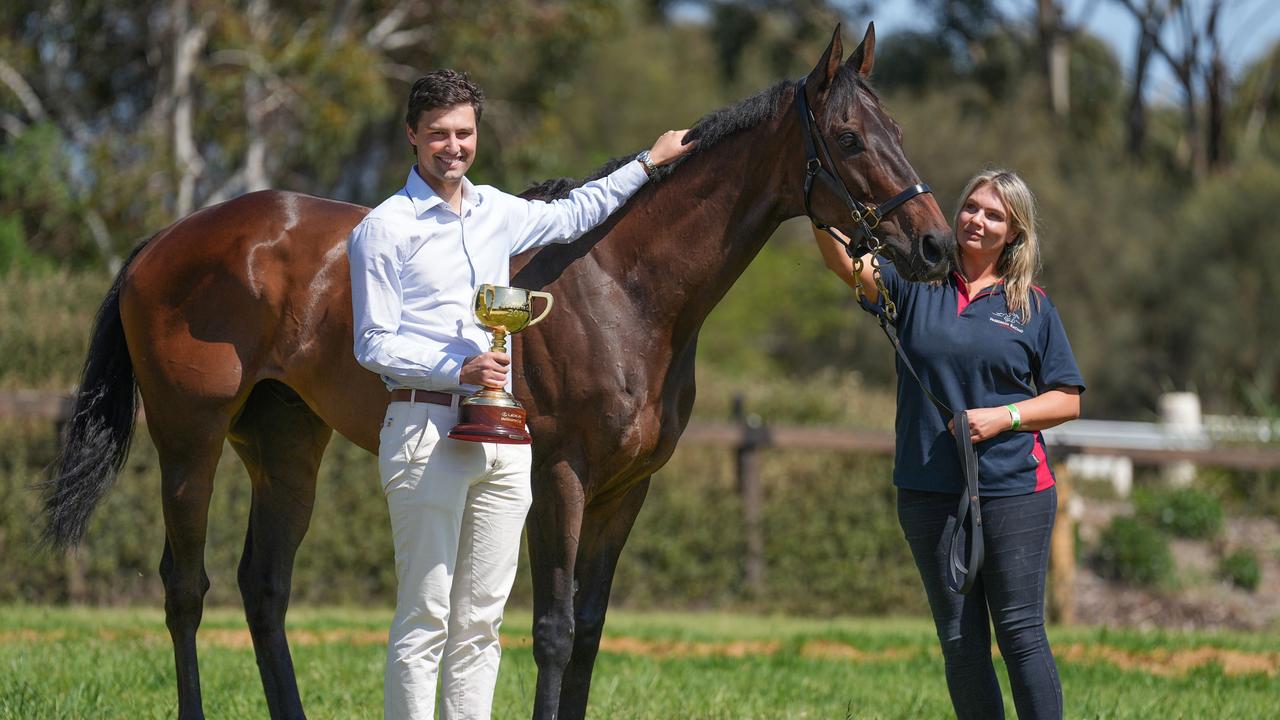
[864,296,984,594]
[388,388,454,406]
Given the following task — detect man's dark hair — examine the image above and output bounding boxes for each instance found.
[405,70,485,128]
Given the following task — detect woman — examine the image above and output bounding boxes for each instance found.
[814,169,1084,719]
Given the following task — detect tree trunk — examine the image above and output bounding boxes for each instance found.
[244,0,271,193]
[1204,2,1227,172]
[1240,58,1276,155]
[1126,27,1154,158]
[1038,0,1070,117]
[172,0,209,217]
[1206,55,1226,171]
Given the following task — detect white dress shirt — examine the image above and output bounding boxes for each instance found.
[348,161,648,394]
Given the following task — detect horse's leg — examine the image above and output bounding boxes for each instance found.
[227,382,331,720]
[557,478,651,720]
[528,461,587,720]
[152,412,229,720]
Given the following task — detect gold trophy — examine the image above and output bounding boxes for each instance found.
[448,284,554,444]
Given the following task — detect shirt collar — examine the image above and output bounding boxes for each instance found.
[404,165,483,218]
[952,271,1005,299]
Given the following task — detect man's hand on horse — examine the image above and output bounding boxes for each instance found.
[461,351,510,388]
[648,129,697,166]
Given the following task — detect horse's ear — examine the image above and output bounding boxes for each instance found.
[805,24,844,101]
[847,22,876,78]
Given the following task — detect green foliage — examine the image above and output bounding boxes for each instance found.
[0,124,92,268]
[1218,549,1261,592]
[873,31,963,95]
[202,12,395,190]
[1066,34,1124,141]
[1134,487,1224,540]
[1095,516,1175,587]
[0,270,112,390]
[1144,160,1280,411]
[1203,467,1280,519]
[0,216,37,273]
[1232,42,1280,164]
[699,222,880,382]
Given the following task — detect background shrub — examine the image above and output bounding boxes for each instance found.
[2,416,925,616]
[1134,487,1223,540]
[1095,516,1175,587]
[1219,549,1261,592]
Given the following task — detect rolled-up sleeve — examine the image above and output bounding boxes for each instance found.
[348,219,468,390]
[1035,300,1086,393]
[507,160,648,254]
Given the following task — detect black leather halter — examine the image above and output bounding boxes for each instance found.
[796,80,984,595]
[794,80,932,259]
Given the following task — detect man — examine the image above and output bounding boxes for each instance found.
[347,69,693,719]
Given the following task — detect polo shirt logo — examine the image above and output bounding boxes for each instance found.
[989,311,1025,333]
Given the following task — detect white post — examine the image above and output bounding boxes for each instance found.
[1159,392,1203,487]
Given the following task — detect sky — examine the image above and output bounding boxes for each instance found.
[872,0,1280,102]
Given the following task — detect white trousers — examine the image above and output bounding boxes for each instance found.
[379,398,532,720]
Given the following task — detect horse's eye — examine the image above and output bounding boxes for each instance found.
[838,132,861,151]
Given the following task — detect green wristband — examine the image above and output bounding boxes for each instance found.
[1006,404,1021,431]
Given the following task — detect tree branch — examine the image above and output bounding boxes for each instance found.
[366,1,413,49]
[172,0,213,216]
[1,112,26,137]
[0,58,48,122]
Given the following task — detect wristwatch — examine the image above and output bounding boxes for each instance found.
[636,150,657,177]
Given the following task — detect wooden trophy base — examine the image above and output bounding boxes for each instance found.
[448,400,531,445]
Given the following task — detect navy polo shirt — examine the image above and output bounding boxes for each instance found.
[861,262,1085,497]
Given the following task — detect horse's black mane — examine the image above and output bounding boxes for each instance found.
[521,79,796,201]
[521,69,875,202]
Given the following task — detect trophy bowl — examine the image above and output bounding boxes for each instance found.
[448,284,553,444]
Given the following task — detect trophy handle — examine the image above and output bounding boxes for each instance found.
[525,291,554,328]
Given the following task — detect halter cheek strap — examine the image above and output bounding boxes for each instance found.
[793,80,932,259]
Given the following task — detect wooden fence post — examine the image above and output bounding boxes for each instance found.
[1049,467,1076,625]
[732,394,768,600]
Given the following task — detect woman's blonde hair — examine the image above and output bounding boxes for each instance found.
[953,169,1041,320]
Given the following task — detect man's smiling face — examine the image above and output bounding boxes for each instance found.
[407,103,478,193]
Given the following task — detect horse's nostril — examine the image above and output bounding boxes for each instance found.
[920,232,944,266]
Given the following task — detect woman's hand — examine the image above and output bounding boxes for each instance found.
[948,388,1082,443]
[949,406,1013,444]
[811,224,877,302]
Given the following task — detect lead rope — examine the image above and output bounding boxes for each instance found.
[850,246,983,595]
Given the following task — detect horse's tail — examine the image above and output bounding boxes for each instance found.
[42,239,152,548]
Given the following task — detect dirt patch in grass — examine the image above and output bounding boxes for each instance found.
[596,636,780,658]
[5,626,1278,677]
[1057,642,1280,677]
[797,639,919,662]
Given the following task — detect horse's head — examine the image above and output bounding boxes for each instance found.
[794,23,953,281]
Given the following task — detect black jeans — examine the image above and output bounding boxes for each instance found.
[897,486,1063,720]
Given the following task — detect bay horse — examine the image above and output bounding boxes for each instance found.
[44,24,951,720]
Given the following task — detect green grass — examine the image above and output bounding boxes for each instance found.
[2,606,1278,719]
